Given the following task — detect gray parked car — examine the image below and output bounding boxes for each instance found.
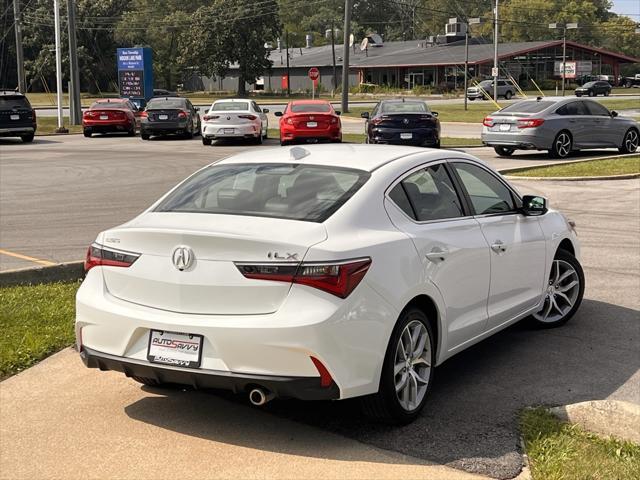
[481,97,639,158]
[467,79,516,100]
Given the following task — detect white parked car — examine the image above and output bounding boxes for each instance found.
[76,145,584,424]
[201,99,268,145]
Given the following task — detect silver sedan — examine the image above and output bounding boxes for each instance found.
[481,97,639,158]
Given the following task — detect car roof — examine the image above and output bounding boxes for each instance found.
[380,98,426,103]
[0,90,26,97]
[214,98,250,102]
[94,98,129,103]
[217,144,470,172]
[289,99,331,104]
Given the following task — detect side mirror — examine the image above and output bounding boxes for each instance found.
[263,108,269,113]
[432,111,439,117]
[521,195,548,216]
[360,112,370,119]
[611,110,618,118]
[274,111,283,117]
[335,110,341,115]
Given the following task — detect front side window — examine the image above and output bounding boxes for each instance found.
[585,101,610,116]
[453,163,515,215]
[155,163,369,223]
[388,164,464,221]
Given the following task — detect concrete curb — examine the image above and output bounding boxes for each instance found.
[505,173,639,181]
[0,261,84,287]
[549,400,640,444]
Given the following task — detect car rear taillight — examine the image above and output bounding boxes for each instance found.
[83,111,95,118]
[140,111,148,118]
[84,243,140,273]
[482,116,494,127]
[238,114,257,120]
[202,114,219,121]
[178,110,188,118]
[285,118,293,125]
[235,258,371,299]
[517,118,545,129]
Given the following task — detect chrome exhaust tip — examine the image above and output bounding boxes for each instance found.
[249,388,274,406]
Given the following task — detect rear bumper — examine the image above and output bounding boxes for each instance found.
[83,121,132,132]
[80,346,340,400]
[202,123,259,139]
[370,127,439,147]
[281,126,341,141]
[481,130,546,150]
[141,121,189,135]
[0,126,35,136]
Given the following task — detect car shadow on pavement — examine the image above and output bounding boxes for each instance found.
[0,138,61,145]
[124,299,639,479]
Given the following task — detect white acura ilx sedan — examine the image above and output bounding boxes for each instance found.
[76,145,584,424]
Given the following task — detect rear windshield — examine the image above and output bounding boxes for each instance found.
[381,102,430,114]
[500,101,554,113]
[147,98,186,109]
[212,102,249,111]
[90,101,129,110]
[290,103,331,113]
[0,96,30,109]
[155,163,370,222]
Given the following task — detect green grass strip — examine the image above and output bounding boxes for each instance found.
[509,155,639,178]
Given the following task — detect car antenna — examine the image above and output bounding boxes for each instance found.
[290,147,310,161]
[536,96,542,101]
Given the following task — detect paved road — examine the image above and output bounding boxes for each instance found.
[0,135,625,271]
[1,135,638,478]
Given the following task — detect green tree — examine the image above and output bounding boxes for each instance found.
[180,0,281,95]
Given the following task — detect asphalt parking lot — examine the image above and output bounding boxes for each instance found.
[0,134,638,479]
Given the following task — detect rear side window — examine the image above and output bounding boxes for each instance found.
[0,96,30,109]
[556,102,588,116]
[500,101,553,113]
[155,163,370,223]
[291,103,331,113]
[388,164,464,221]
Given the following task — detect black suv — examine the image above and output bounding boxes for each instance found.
[0,91,36,142]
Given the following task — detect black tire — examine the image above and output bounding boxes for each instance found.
[127,128,136,137]
[528,249,584,328]
[141,133,150,140]
[604,90,610,97]
[625,81,632,88]
[504,90,513,100]
[576,93,582,97]
[83,129,92,138]
[494,146,515,157]
[21,133,35,143]
[202,136,212,146]
[549,131,572,158]
[280,139,288,146]
[360,307,435,425]
[263,127,268,140]
[619,128,639,154]
[469,97,475,101]
[255,133,263,145]
[183,127,194,140]
[588,90,595,97]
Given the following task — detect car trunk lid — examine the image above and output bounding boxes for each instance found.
[374,113,437,129]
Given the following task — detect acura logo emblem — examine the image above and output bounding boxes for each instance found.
[226,116,231,120]
[172,246,195,271]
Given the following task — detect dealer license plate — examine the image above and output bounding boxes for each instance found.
[400,132,412,139]
[158,114,168,120]
[499,123,511,131]
[224,128,234,134]
[307,121,317,128]
[10,114,19,120]
[100,115,108,120]
[147,330,203,368]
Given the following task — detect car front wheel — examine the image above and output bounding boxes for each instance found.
[530,249,584,328]
[588,90,595,97]
[619,128,639,154]
[361,307,434,424]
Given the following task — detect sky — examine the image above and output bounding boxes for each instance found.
[611,0,640,19]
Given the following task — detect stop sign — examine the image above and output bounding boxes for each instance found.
[308,67,320,80]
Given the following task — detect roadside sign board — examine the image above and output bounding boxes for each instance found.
[308,67,320,80]
[117,47,154,103]
[554,61,577,79]
[491,67,499,77]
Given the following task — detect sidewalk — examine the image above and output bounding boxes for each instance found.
[1,348,487,480]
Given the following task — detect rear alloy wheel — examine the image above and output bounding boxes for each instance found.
[549,131,572,158]
[21,133,35,143]
[361,308,434,424]
[588,90,595,97]
[255,132,263,145]
[619,129,639,154]
[530,250,584,328]
[202,137,212,146]
[494,146,515,157]
[505,90,513,100]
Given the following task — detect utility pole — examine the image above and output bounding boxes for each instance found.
[464,18,482,111]
[13,0,26,93]
[493,0,499,103]
[285,30,290,96]
[67,0,81,124]
[331,21,337,95]
[341,0,352,113]
[549,23,577,96]
[53,0,67,133]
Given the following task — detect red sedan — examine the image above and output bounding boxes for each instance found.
[82,99,141,137]
[275,100,342,146]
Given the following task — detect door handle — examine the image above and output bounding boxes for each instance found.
[426,247,449,263]
[491,240,507,254]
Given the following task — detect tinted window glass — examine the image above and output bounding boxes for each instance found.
[155,163,369,223]
[147,98,186,109]
[501,101,554,113]
[556,101,588,116]
[381,102,430,114]
[212,102,249,111]
[0,96,31,109]
[453,163,515,215]
[290,103,332,113]
[585,101,611,116]
[90,101,130,110]
[388,184,415,219]
[583,82,596,87]
[394,164,464,221]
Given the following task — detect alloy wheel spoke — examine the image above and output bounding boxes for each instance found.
[412,356,431,368]
[541,296,553,320]
[550,295,564,315]
[555,291,572,307]
[410,368,429,385]
[557,268,575,284]
[558,279,578,293]
[394,361,404,376]
[396,372,408,393]
[413,329,427,359]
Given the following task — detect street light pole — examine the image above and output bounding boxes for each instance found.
[493,0,499,103]
[464,18,482,111]
[331,21,337,95]
[67,0,82,125]
[341,0,352,113]
[13,0,26,93]
[285,30,290,97]
[562,26,566,96]
[53,0,67,133]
